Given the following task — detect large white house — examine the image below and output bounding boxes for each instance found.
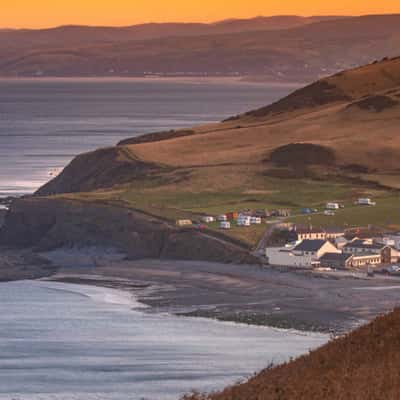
[266,239,341,268]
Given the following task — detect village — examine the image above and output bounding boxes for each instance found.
[175,197,400,276]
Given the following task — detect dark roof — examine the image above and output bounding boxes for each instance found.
[294,239,327,252]
[319,252,353,262]
[344,240,384,250]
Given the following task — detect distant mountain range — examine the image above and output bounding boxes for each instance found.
[1,14,400,81]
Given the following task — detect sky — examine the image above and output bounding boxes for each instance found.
[2,0,400,28]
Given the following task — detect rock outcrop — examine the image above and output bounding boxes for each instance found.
[36,146,164,196]
[0,197,258,264]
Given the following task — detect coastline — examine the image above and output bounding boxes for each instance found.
[36,251,400,336]
[2,246,400,335]
[0,76,304,87]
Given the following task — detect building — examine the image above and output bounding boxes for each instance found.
[290,227,327,241]
[176,219,192,227]
[201,216,215,223]
[357,198,376,206]
[343,239,399,264]
[326,202,340,210]
[266,245,313,268]
[319,252,354,269]
[218,214,228,222]
[350,253,382,267]
[320,251,383,269]
[266,239,340,268]
[220,221,231,230]
[237,215,251,226]
[226,212,239,220]
[293,240,341,260]
[289,226,345,242]
[250,217,262,224]
[334,236,348,250]
[377,234,400,251]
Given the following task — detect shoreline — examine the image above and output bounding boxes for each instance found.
[0,76,304,87]
[38,253,400,336]
[40,276,330,340]
[2,248,400,336]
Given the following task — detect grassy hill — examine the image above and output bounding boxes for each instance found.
[184,308,400,400]
[33,56,400,247]
[1,15,400,81]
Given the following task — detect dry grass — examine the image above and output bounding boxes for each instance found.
[184,308,400,400]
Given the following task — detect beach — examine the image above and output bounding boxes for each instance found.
[38,250,400,335]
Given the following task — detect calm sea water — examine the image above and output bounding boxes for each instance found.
[0,281,327,400]
[0,78,298,197]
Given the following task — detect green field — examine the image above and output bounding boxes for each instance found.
[63,174,400,247]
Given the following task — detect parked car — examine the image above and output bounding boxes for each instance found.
[385,265,400,274]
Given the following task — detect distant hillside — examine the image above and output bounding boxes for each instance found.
[185,308,400,400]
[1,15,400,81]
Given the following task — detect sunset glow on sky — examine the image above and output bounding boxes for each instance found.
[2,0,400,28]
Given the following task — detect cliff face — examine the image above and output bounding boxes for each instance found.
[0,197,257,264]
[36,146,163,196]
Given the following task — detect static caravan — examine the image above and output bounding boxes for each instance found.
[250,217,262,224]
[217,214,228,222]
[202,216,215,223]
[176,219,192,227]
[220,221,231,230]
[326,202,340,210]
[237,216,251,226]
[357,198,376,206]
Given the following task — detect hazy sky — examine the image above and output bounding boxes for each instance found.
[2,0,400,28]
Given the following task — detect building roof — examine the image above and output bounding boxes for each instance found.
[319,252,353,262]
[344,241,384,250]
[294,240,328,252]
[352,252,382,259]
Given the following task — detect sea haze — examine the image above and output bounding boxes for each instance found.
[0,78,298,197]
[0,281,328,400]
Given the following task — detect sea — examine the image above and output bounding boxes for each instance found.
[0,78,299,197]
[0,281,328,400]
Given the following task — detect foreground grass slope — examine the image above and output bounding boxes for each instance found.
[184,308,400,400]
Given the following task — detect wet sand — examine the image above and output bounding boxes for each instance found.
[42,255,400,335]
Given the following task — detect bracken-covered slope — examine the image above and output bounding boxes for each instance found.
[185,308,400,400]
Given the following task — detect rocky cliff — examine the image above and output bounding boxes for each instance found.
[36,146,164,196]
[0,197,257,264]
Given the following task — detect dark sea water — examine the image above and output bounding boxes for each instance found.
[0,281,327,400]
[0,78,298,197]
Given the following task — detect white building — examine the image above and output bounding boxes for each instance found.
[326,202,340,210]
[250,217,262,224]
[202,216,215,223]
[266,239,341,268]
[357,198,376,206]
[218,214,228,222]
[237,215,251,226]
[378,234,400,250]
[220,221,231,230]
